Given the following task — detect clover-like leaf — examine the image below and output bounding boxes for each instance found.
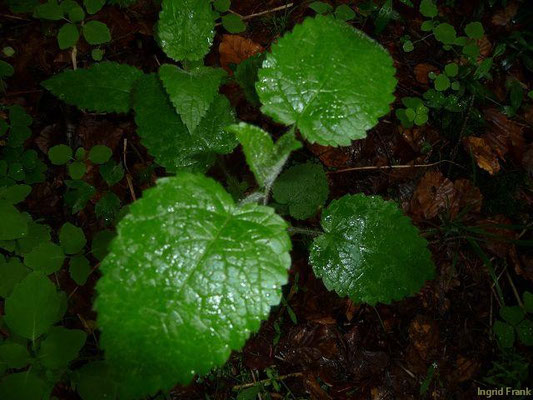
[157,0,215,62]
[95,173,291,398]
[42,62,143,113]
[4,272,64,340]
[159,65,226,133]
[309,194,435,305]
[272,162,329,220]
[227,123,302,189]
[133,74,236,173]
[256,16,396,146]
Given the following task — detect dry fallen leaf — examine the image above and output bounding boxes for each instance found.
[491,1,518,26]
[408,315,439,362]
[454,355,480,383]
[307,143,351,168]
[414,63,439,84]
[451,179,483,217]
[219,34,264,73]
[463,136,501,175]
[477,36,492,61]
[411,171,457,219]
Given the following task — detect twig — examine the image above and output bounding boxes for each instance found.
[232,372,303,391]
[71,46,78,70]
[328,160,462,174]
[216,3,294,26]
[0,13,30,21]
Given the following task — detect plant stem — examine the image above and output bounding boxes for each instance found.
[232,372,303,391]
[216,3,294,26]
[328,160,464,174]
[288,227,322,237]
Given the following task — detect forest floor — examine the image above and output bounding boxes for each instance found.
[1,0,532,399]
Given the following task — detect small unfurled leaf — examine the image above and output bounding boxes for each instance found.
[465,21,484,39]
[158,64,226,133]
[59,222,87,254]
[0,372,46,400]
[24,242,65,274]
[335,4,356,21]
[84,0,106,14]
[272,163,329,220]
[89,145,112,164]
[310,194,435,305]
[42,62,142,113]
[99,161,124,186]
[38,326,87,369]
[133,74,236,173]
[95,192,121,225]
[257,16,396,146]
[83,21,111,45]
[227,123,302,189]
[309,1,333,14]
[4,272,63,340]
[157,0,215,62]
[70,255,91,285]
[213,0,230,12]
[434,74,450,91]
[433,23,456,44]
[95,173,291,398]
[58,23,79,50]
[65,180,96,213]
[68,161,86,180]
[48,144,72,165]
[222,14,246,33]
[419,0,437,18]
[493,320,514,348]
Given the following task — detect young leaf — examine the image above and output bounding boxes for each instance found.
[227,123,302,189]
[95,192,121,225]
[419,0,437,18]
[24,242,65,274]
[59,222,87,254]
[4,272,63,340]
[82,21,111,45]
[48,144,73,165]
[272,162,329,220]
[0,258,30,298]
[158,64,226,133]
[517,319,533,346]
[38,326,87,369]
[42,62,143,113]
[74,361,119,400]
[309,1,333,14]
[95,173,291,398]
[0,342,31,369]
[465,21,484,39]
[256,16,396,146]
[493,320,514,348]
[69,255,91,285]
[58,23,80,50]
[33,0,63,20]
[133,74,236,173]
[0,201,28,241]
[65,180,96,213]
[84,0,106,14]
[213,0,230,12]
[99,161,124,186]
[222,14,246,33]
[68,161,86,180]
[157,0,216,62]
[335,4,356,21]
[0,372,46,400]
[309,194,435,305]
[89,144,112,164]
[433,23,456,44]
[16,222,51,254]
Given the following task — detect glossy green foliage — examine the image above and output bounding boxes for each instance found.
[96,173,291,398]
[227,123,302,189]
[157,0,215,62]
[310,194,435,305]
[133,74,236,173]
[272,163,329,220]
[42,62,142,113]
[256,16,397,146]
[4,272,64,340]
[159,64,226,133]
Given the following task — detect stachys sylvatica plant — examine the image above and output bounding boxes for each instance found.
[42,0,434,397]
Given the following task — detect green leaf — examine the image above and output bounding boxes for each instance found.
[48,144,72,165]
[465,21,484,39]
[157,0,215,62]
[88,144,112,164]
[0,202,28,241]
[228,123,302,189]
[16,222,51,254]
[83,21,111,45]
[524,291,533,313]
[59,222,87,254]
[309,194,435,305]
[95,192,121,225]
[434,74,450,91]
[4,272,63,340]
[33,0,63,20]
[462,42,480,58]
[235,53,265,106]
[272,163,329,220]
[0,342,31,368]
[133,73,236,173]
[38,326,86,369]
[335,4,356,21]
[42,62,143,113]
[24,242,65,274]
[158,64,226,133]
[99,161,124,186]
[433,23,456,45]
[0,258,30,298]
[500,306,525,326]
[493,320,514,348]
[91,48,104,61]
[419,0,437,18]
[0,61,14,78]
[91,230,115,261]
[309,1,333,14]
[444,62,458,77]
[67,2,85,22]
[421,20,434,31]
[402,40,414,52]
[517,319,533,346]
[58,23,79,50]
[69,255,91,285]
[213,0,230,13]
[0,372,46,400]
[0,184,31,204]
[68,161,86,180]
[65,180,96,213]
[75,361,118,400]
[84,0,106,14]
[95,173,291,397]
[256,16,396,146]
[222,13,246,33]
